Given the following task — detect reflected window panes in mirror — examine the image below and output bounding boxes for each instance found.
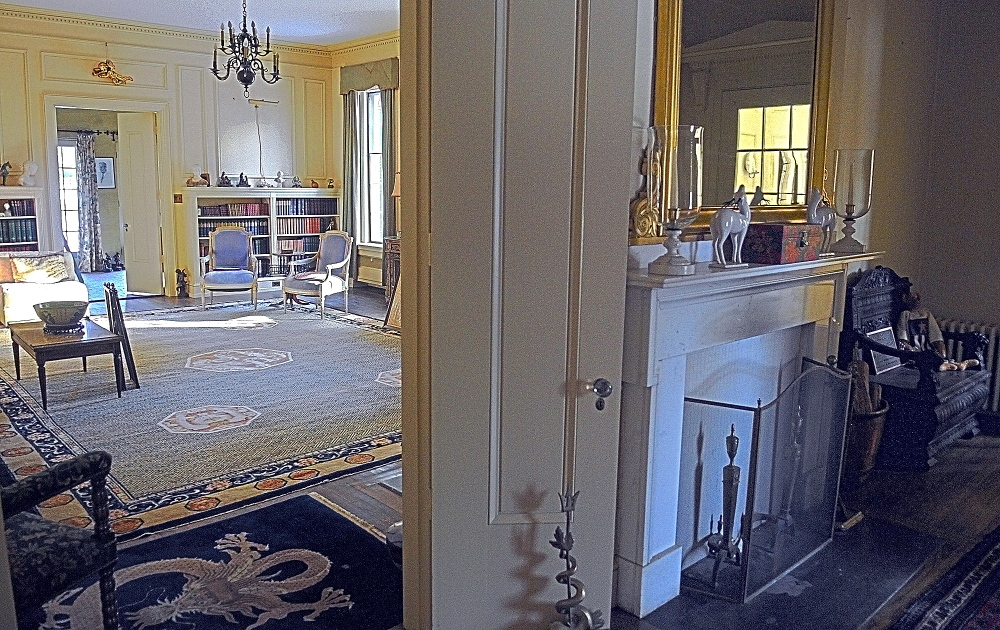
[678,0,818,206]
[735,104,811,205]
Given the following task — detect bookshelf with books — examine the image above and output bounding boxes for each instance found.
[0,187,41,253]
[178,188,340,290]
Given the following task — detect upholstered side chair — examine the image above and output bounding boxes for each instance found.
[281,230,353,318]
[200,226,258,309]
[2,451,119,629]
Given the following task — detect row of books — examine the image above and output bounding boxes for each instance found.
[270,253,316,277]
[198,219,269,237]
[0,200,36,217]
[198,240,271,257]
[198,203,269,217]
[0,244,37,252]
[274,198,338,216]
[275,235,320,255]
[0,218,38,243]
[275,216,335,234]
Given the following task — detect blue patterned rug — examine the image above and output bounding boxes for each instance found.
[21,493,402,630]
[0,304,400,538]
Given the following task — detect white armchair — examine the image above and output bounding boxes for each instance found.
[200,226,258,309]
[281,230,353,318]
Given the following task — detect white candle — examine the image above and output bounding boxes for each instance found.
[848,162,855,204]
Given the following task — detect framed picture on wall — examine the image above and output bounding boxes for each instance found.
[95,158,116,189]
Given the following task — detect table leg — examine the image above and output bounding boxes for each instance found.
[83,356,88,372]
[38,362,47,410]
[113,348,124,398]
[12,342,20,381]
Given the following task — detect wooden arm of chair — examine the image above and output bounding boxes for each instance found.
[855,336,943,389]
[0,451,112,519]
[199,255,209,275]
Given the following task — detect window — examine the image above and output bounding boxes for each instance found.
[734,104,810,205]
[357,88,385,246]
[57,143,80,251]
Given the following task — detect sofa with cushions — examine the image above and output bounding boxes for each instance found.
[0,251,89,325]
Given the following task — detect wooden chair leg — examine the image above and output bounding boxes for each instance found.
[98,564,120,630]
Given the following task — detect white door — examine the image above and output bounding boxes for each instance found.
[116,112,163,294]
[402,0,638,625]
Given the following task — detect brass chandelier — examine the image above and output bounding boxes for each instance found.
[212,0,280,97]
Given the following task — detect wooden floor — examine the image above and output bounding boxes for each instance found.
[858,432,1000,629]
[311,460,402,533]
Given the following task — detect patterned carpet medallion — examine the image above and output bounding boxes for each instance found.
[19,493,402,630]
[0,305,401,538]
[891,521,1000,630]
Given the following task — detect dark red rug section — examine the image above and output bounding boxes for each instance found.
[892,524,1000,630]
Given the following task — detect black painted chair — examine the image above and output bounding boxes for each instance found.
[2,451,119,629]
[838,266,990,471]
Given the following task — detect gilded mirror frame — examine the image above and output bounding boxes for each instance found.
[630,0,835,244]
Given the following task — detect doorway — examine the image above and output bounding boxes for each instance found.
[52,106,165,299]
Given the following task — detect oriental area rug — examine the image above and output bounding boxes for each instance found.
[0,305,401,538]
[16,493,403,630]
[890,521,1000,630]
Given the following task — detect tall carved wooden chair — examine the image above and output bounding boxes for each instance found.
[2,451,119,629]
[838,266,990,470]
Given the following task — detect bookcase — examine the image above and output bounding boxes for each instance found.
[176,188,340,292]
[0,187,41,253]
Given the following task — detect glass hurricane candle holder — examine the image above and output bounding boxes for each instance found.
[829,149,874,254]
[649,125,704,276]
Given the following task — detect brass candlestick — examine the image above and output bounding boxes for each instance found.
[549,491,604,630]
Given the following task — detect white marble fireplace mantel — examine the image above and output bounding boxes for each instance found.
[614,253,878,617]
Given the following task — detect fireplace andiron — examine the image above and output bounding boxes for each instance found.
[549,491,604,630]
[705,425,743,587]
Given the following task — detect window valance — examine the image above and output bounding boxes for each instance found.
[339,58,399,94]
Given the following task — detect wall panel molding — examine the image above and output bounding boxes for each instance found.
[0,48,31,164]
[42,52,167,88]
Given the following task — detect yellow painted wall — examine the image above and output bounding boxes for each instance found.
[0,2,340,292]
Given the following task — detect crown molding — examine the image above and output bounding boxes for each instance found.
[0,3,333,59]
[329,31,400,64]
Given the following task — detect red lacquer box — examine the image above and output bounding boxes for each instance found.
[742,223,823,264]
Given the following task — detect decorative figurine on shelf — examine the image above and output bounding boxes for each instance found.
[749,185,768,207]
[327,178,335,188]
[237,172,250,187]
[256,175,273,188]
[18,161,38,187]
[292,176,303,188]
[218,172,233,187]
[0,161,10,186]
[709,184,752,268]
[186,173,210,187]
[275,171,285,187]
[310,179,320,188]
[806,187,836,253]
[175,268,190,298]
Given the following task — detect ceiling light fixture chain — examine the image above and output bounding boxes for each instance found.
[211,0,280,97]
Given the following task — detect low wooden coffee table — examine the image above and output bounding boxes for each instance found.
[9,319,124,410]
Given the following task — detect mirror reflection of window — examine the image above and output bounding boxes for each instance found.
[734,104,810,204]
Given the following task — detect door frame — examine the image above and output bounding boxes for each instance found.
[43,95,175,294]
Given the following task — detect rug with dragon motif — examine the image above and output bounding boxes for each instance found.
[0,304,400,539]
[18,493,403,630]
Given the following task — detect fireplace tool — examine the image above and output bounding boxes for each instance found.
[705,425,742,587]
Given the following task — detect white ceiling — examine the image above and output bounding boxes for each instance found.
[8,0,399,46]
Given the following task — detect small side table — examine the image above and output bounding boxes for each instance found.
[384,236,401,303]
[9,320,125,410]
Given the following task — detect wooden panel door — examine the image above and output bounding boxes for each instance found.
[402,0,638,625]
[117,112,163,294]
